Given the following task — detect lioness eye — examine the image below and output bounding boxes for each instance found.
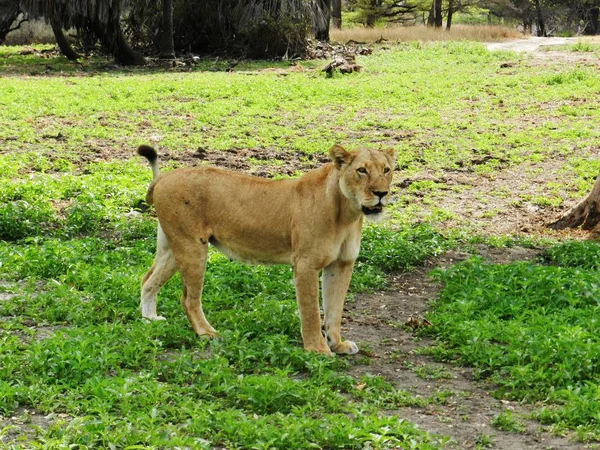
[384,167,390,174]
[357,167,368,175]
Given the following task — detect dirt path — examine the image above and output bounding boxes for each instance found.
[486,36,578,52]
[344,247,590,449]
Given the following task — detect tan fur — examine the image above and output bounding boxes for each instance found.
[138,144,395,355]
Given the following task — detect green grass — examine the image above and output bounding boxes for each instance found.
[3,39,600,446]
[424,240,600,441]
[0,224,450,447]
[491,410,525,433]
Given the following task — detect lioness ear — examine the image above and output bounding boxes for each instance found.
[382,147,396,165]
[329,144,351,169]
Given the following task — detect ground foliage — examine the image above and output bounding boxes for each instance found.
[425,242,600,442]
[2,40,600,447]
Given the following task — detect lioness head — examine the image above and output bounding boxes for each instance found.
[329,145,395,218]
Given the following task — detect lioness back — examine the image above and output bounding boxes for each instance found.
[151,165,330,265]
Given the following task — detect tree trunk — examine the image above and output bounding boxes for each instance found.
[93,5,145,66]
[0,2,20,44]
[548,173,600,231]
[50,18,80,61]
[434,0,442,28]
[428,0,442,28]
[446,0,454,31]
[584,4,600,35]
[534,0,545,36]
[332,0,341,29]
[427,1,434,26]
[315,0,331,40]
[159,0,175,59]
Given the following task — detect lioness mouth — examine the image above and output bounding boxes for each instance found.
[362,204,383,215]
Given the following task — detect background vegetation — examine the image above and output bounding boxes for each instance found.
[2,0,600,62]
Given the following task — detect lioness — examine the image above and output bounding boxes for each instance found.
[138,144,395,356]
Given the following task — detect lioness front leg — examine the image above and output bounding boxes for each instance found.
[294,262,332,356]
[322,259,359,355]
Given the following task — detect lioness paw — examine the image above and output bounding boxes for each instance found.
[304,343,334,356]
[331,340,359,355]
[197,330,219,339]
[143,315,166,321]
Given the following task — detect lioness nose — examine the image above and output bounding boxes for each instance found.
[374,191,388,199]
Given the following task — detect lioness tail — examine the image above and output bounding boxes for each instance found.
[138,145,160,205]
[138,145,160,179]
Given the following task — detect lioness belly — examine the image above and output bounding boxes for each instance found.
[209,237,292,265]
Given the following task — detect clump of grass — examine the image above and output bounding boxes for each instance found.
[359,224,451,272]
[424,241,600,438]
[542,240,600,270]
[545,69,591,86]
[570,41,598,52]
[331,24,522,43]
[491,410,525,433]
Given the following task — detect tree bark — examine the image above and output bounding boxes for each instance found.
[584,4,600,35]
[434,0,442,28]
[92,5,145,66]
[534,0,545,36]
[50,18,80,61]
[315,0,331,40]
[332,0,341,29]
[446,0,454,31]
[427,2,434,27]
[548,173,600,231]
[428,0,442,28]
[159,0,175,59]
[0,2,20,44]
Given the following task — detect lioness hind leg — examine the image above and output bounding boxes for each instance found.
[141,226,178,321]
[174,240,218,338]
[322,260,359,355]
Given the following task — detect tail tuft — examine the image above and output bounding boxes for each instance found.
[137,144,160,181]
[138,145,158,163]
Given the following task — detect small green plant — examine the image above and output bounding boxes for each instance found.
[570,41,597,52]
[475,433,493,448]
[414,365,454,381]
[545,69,590,85]
[491,410,525,433]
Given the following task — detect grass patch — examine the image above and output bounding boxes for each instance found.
[424,241,600,440]
[491,410,525,433]
[0,224,451,447]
